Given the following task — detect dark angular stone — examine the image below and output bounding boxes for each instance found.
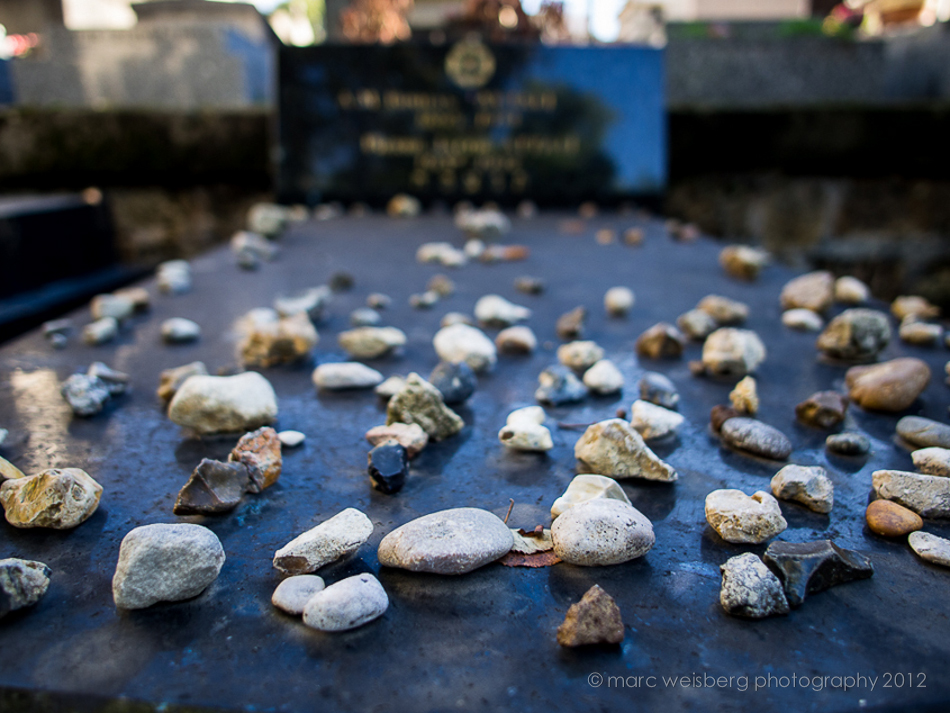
[826,432,870,456]
[329,271,354,292]
[368,442,409,494]
[710,405,740,433]
[720,417,793,460]
[514,276,545,294]
[556,306,586,341]
[795,391,848,429]
[763,540,874,608]
[428,361,476,405]
[173,459,250,515]
[535,365,588,406]
[639,371,679,409]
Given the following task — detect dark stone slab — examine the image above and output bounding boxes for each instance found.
[763,540,874,609]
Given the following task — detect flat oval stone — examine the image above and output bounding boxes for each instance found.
[911,447,950,477]
[377,507,513,575]
[845,358,930,412]
[551,499,655,566]
[865,500,923,537]
[271,575,325,616]
[908,531,950,568]
[826,432,870,456]
[161,318,201,344]
[720,417,792,460]
[302,573,388,632]
[872,469,950,518]
[896,416,950,449]
[274,508,373,575]
[312,362,383,390]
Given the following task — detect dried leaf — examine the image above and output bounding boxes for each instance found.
[516,525,545,538]
[499,550,562,568]
[510,527,553,554]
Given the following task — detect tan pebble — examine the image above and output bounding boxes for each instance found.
[866,500,923,537]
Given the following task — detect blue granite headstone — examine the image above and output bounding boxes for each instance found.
[278,40,665,205]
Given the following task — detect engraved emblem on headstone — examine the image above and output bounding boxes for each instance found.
[445,37,496,90]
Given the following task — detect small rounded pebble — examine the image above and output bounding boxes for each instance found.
[908,531,950,568]
[896,416,950,449]
[604,287,635,316]
[278,430,305,448]
[635,323,685,359]
[349,307,381,327]
[866,500,923,537]
[551,499,655,566]
[782,309,823,332]
[639,372,679,409]
[272,575,325,615]
[835,276,870,304]
[720,417,792,460]
[911,447,950,477]
[826,432,870,456]
[582,359,624,395]
[302,573,388,632]
[161,318,201,344]
[558,341,604,372]
[495,326,537,355]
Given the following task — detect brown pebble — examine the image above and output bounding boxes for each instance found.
[795,391,848,429]
[845,358,931,412]
[866,500,923,537]
[557,584,624,647]
[635,323,685,359]
[688,360,706,376]
[623,227,644,245]
[595,228,616,245]
[556,306,586,341]
[710,405,740,433]
[615,408,627,419]
[578,202,598,219]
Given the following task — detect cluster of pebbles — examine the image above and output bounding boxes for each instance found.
[3,205,950,656]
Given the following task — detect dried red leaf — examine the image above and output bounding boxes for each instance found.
[499,550,562,568]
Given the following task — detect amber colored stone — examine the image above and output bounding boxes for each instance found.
[866,500,923,537]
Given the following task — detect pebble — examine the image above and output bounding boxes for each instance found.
[0,467,102,529]
[892,295,939,321]
[845,358,930,411]
[557,585,625,646]
[409,290,440,309]
[795,391,848,429]
[630,400,684,440]
[729,376,758,415]
[312,362,383,390]
[440,311,473,328]
[271,575,325,616]
[61,373,111,416]
[514,275,545,294]
[161,318,201,344]
[43,318,72,338]
[367,293,391,310]
[85,362,127,396]
[816,308,891,361]
[82,317,119,346]
[91,293,135,322]
[238,310,318,367]
[556,306,586,340]
[582,359,624,395]
[826,432,870,456]
[386,373,465,441]
[229,426,282,493]
[365,422,428,458]
[701,328,766,377]
[248,202,288,235]
[231,230,277,267]
[677,309,718,340]
[157,361,208,402]
[763,540,873,608]
[273,508,374,574]
[770,464,834,513]
[302,573,388,632]
[377,507,513,575]
[908,531,950,568]
[368,441,410,494]
[639,372,679,409]
[338,326,406,360]
[623,227,644,245]
[168,372,278,434]
[157,260,192,294]
[865,500,923,537]
[835,276,870,304]
[433,323,497,373]
[604,286,635,316]
[49,333,68,349]
[781,308,824,331]
[375,375,407,399]
[498,406,553,452]
[719,553,789,619]
[455,208,510,237]
[575,418,677,482]
[551,474,631,519]
[349,307,381,327]
[897,416,950,448]
[474,294,531,327]
[899,319,943,347]
[779,270,834,313]
[719,245,769,280]
[428,361,477,404]
[0,455,24,481]
[278,430,305,448]
[416,241,466,267]
[557,341,604,372]
[173,459,250,515]
[551,499,655,566]
[0,559,51,619]
[329,272,354,292]
[696,295,749,325]
[720,417,793,460]
[872,469,950,517]
[708,407,740,435]
[274,286,331,321]
[535,365,588,405]
[112,523,225,610]
[912,447,950,477]
[635,323,685,359]
[495,326,537,354]
[704,489,787,544]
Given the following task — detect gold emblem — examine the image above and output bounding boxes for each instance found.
[445,37,496,90]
